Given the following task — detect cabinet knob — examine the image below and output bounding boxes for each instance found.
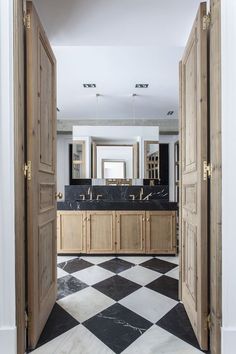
[55,192,63,199]
[147,218,150,222]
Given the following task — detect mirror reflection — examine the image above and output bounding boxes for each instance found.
[70,126,160,184]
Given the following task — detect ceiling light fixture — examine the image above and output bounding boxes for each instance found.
[132,93,137,125]
[135,84,149,88]
[83,83,96,88]
[96,93,101,119]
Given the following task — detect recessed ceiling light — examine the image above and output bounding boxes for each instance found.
[83,83,96,88]
[167,111,174,116]
[135,84,149,88]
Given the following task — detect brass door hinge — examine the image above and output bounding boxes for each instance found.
[203,161,212,181]
[24,161,32,180]
[23,13,31,29]
[203,14,211,30]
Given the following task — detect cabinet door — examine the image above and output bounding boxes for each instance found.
[57,211,86,253]
[116,211,145,253]
[87,211,115,253]
[146,211,176,254]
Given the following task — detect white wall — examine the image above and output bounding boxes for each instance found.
[73,125,159,140]
[221,1,236,353]
[159,134,179,201]
[96,146,133,178]
[0,0,17,353]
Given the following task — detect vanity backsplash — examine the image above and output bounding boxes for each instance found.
[64,185,169,201]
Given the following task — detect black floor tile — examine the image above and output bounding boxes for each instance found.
[57,258,93,274]
[57,275,88,300]
[157,303,201,350]
[140,258,177,274]
[93,275,141,301]
[83,303,152,354]
[98,258,135,274]
[146,275,179,301]
[35,303,79,349]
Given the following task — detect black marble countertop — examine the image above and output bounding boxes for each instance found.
[57,200,178,211]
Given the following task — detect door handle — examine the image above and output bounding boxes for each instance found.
[55,192,63,199]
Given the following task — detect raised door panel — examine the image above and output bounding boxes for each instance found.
[57,212,86,253]
[116,212,145,253]
[87,212,115,253]
[180,2,208,350]
[146,211,176,254]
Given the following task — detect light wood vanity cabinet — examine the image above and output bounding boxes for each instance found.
[57,211,86,253]
[146,211,176,254]
[116,211,145,253]
[87,211,116,253]
[57,210,176,255]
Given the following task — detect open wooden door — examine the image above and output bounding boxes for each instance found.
[179,2,209,350]
[26,1,57,349]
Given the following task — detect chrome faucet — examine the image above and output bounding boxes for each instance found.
[139,187,144,200]
[129,194,135,200]
[88,187,93,200]
[143,192,152,201]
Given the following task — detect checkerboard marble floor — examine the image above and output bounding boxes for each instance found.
[31,255,206,354]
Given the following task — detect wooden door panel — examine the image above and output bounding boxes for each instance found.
[26,1,57,349]
[116,212,145,253]
[180,2,208,350]
[38,220,55,300]
[87,212,115,253]
[58,212,86,253]
[39,36,54,173]
[146,211,176,254]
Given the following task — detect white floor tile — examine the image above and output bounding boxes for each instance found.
[57,267,69,279]
[80,256,115,265]
[57,287,115,323]
[57,256,78,264]
[122,325,202,354]
[32,324,115,354]
[166,266,180,280]
[117,256,153,264]
[72,265,114,285]
[119,287,177,323]
[119,265,162,286]
[156,256,179,265]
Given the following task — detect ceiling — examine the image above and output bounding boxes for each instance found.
[33,0,201,121]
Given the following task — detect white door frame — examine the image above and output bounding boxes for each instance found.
[0,0,17,353]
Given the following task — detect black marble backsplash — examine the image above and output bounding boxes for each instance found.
[58,199,177,211]
[64,185,169,202]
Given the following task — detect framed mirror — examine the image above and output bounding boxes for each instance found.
[144,140,160,179]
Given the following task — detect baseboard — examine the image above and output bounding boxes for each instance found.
[0,327,17,354]
[221,327,236,354]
